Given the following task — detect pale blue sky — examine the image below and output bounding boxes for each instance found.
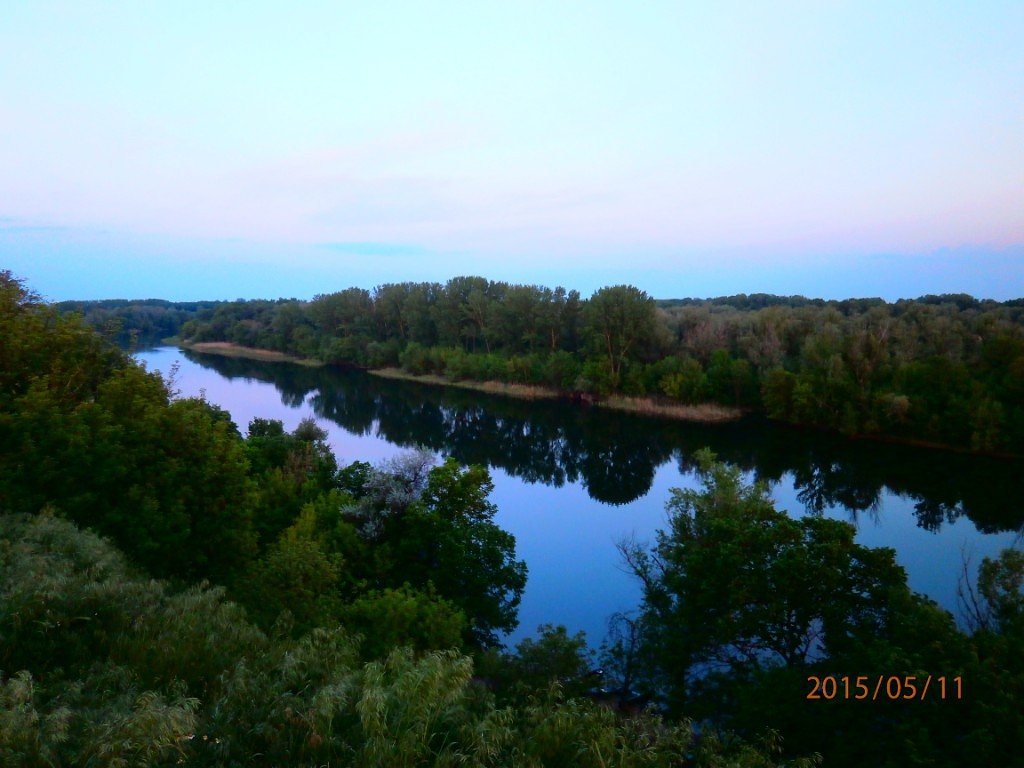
[2,1,1022,300]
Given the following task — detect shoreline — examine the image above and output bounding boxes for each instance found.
[175,340,324,367]
[370,367,743,423]
[171,341,744,424]
[167,342,1024,455]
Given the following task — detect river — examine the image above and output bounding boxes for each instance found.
[137,345,1023,646]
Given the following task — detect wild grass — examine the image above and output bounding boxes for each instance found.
[369,368,564,401]
[180,341,323,366]
[175,351,743,424]
[371,368,745,423]
[599,395,742,423]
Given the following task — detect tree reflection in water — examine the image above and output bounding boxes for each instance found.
[182,349,1024,534]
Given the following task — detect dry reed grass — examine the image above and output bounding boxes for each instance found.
[181,341,322,366]
[370,369,744,423]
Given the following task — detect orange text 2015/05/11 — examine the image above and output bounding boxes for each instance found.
[806,675,963,701]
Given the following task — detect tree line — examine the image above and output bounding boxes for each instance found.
[56,297,223,347]
[73,277,1022,454]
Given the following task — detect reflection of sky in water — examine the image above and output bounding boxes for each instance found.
[137,347,1022,648]
[491,462,694,644]
[140,347,400,464]
[772,480,1019,627]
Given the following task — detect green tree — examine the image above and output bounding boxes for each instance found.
[340,584,467,660]
[978,548,1024,634]
[583,285,660,389]
[476,624,595,702]
[1,273,259,582]
[659,357,708,403]
[619,450,1019,766]
[244,506,345,634]
[392,458,528,645]
[621,450,908,715]
[0,502,805,768]
[246,417,339,547]
[334,451,527,646]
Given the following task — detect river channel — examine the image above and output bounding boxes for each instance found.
[137,346,1024,646]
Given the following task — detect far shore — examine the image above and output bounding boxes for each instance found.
[371,368,744,422]
[172,340,744,424]
[175,340,324,367]
[164,339,1024,456]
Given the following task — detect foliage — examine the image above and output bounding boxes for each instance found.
[583,285,662,389]
[1,272,258,582]
[0,513,800,768]
[476,624,596,702]
[622,450,907,710]
[339,451,528,646]
[977,548,1024,635]
[243,505,346,634]
[340,584,468,660]
[55,297,222,347]
[0,514,257,766]
[19,272,1024,764]
[622,450,1024,766]
[245,416,339,547]
[159,273,1024,454]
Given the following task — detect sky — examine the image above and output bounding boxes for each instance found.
[1,1,1022,301]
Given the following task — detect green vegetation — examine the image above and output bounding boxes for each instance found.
[6,513,795,767]
[5,270,818,765]
[10,271,1023,764]
[618,451,1024,766]
[91,277,1023,454]
[55,297,222,347]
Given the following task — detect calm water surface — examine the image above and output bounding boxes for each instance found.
[138,346,1024,645]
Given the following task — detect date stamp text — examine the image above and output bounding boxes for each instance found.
[806,675,963,701]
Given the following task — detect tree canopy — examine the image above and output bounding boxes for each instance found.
[618,450,1024,766]
[134,275,1024,454]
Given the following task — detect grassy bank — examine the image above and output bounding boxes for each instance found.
[370,368,744,423]
[178,340,324,366]
[370,367,565,401]
[174,344,744,424]
[599,395,744,423]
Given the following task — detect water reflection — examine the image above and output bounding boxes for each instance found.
[182,349,1024,534]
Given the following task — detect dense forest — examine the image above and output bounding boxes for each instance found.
[8,269,1024,765]
[55,298,224,347]
[71,277,1024,455]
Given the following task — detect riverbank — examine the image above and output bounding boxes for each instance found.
[369,368,744,423]
[369,367,562,400]
[173,342,744,424]
[168,341,1022,455]
[175,340,324,367]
